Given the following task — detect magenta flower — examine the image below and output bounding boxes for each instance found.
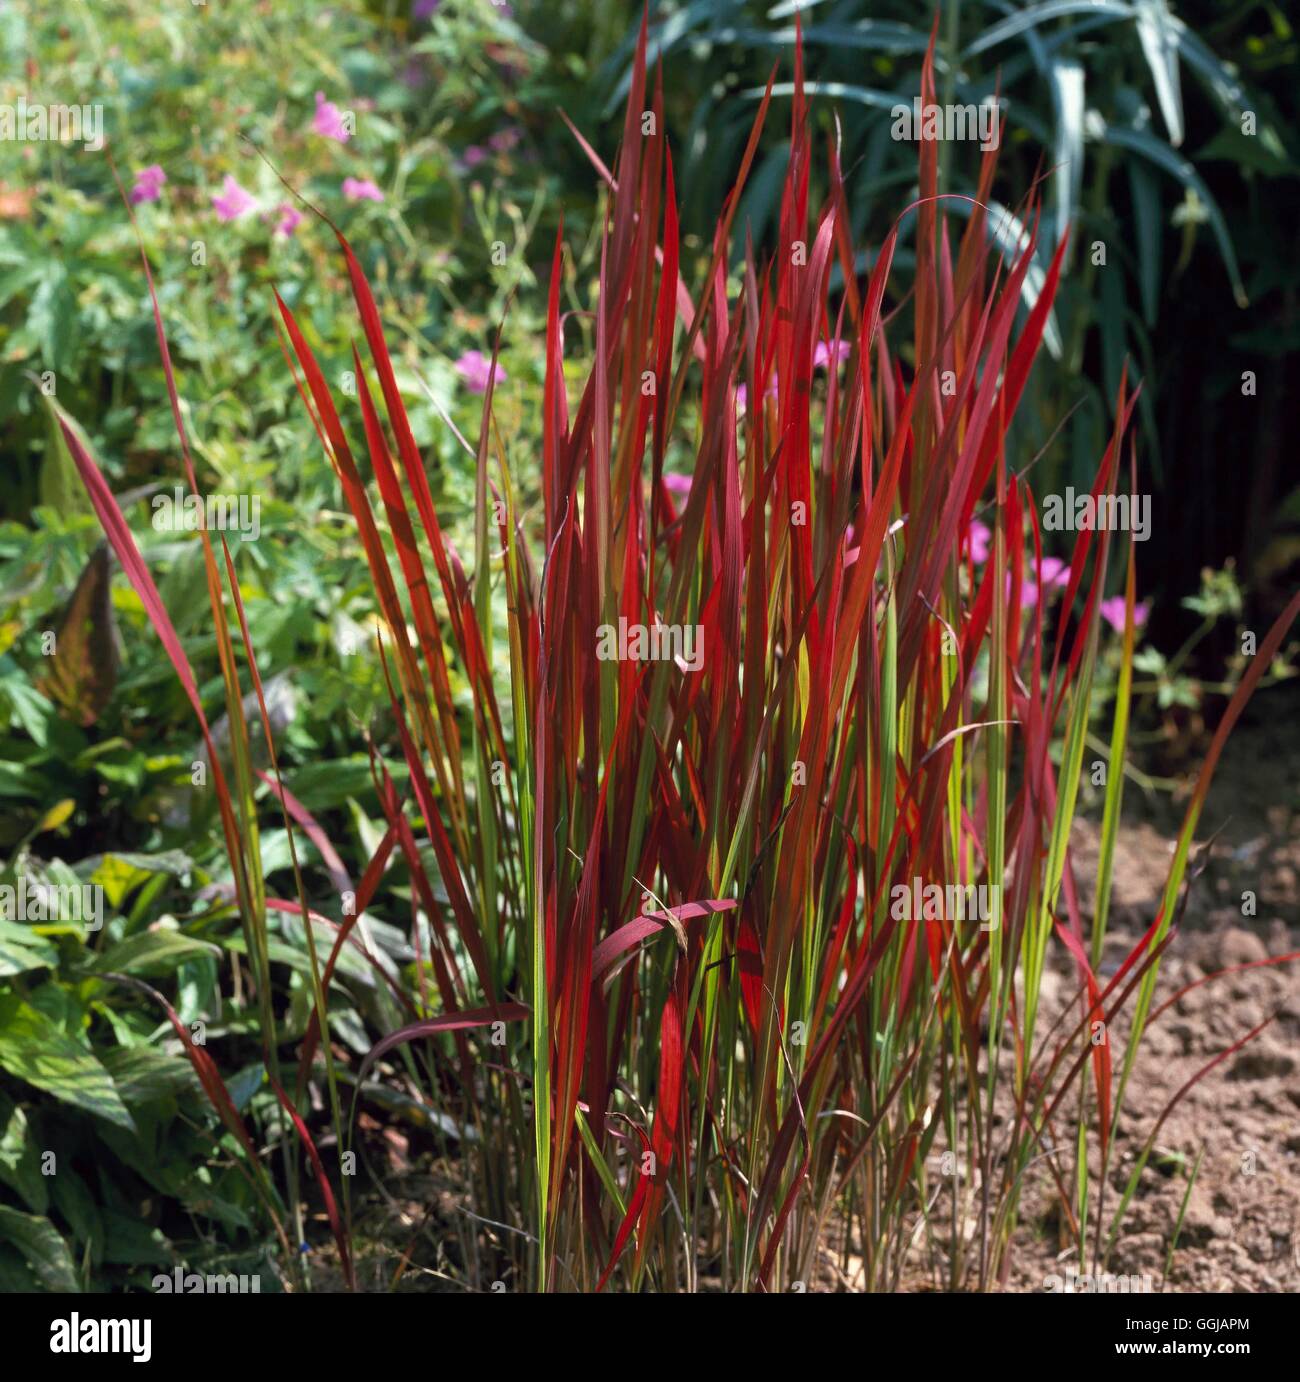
[1038,556,1071,587]
[736,378,778,414]
[274,203,303,237]
[211,175,256,221]
[1015,558,1072,610]
[967,520,992,565]
[312,92,351,143]
[488,126,521,154]
[342,177,384,203]
[813,339,851,370]
[461,145,488,169]
[1007,572,1036,609]
[1100,596,1150,634]
[454,349,506,394]
[414,0,441,16]
[129,164,166,205]
[663,473,692,499]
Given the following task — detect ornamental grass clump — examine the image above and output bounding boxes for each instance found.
[62,18,1299,1292]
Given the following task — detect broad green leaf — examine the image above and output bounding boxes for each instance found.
[86,850,194,908]
[0,1206,78,1292]
[89,928,220,977]
[102,1046,202,1106]
[0,664,54,746]
[0,996,135,1132]
[101,1209,171,1266]
[225,1062,267,1113]
[0,1092,47,1213]
[0,920,58,976]
[49,1171,102,1262]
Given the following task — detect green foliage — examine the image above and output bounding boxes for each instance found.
[0,849,266,1289]
[605,0,1298,490]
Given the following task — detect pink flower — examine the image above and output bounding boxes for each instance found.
[312,92,351,143]
[736,378,778,414]
[461,145,487,169]
[663,473,692,499]
[274,203,302,237]
[488,126,521,154]
[211,175,255,221]
[967,520,992,565]
[129,164,166,205]
[454,349,506,394]
[1010,558,1073,609]
[1016,558,1077,608]
[813,339,851,370]
[1009,572,1038,609]
[1038,556,1071,587]
[342,177,384,203]
[1100,596,1150,634]
[414,0,440,16]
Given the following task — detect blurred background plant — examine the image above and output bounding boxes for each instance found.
[0,0,559,519]
[589,0,1300,641]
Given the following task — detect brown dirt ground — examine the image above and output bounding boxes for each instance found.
[1002,681,1300,1293]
